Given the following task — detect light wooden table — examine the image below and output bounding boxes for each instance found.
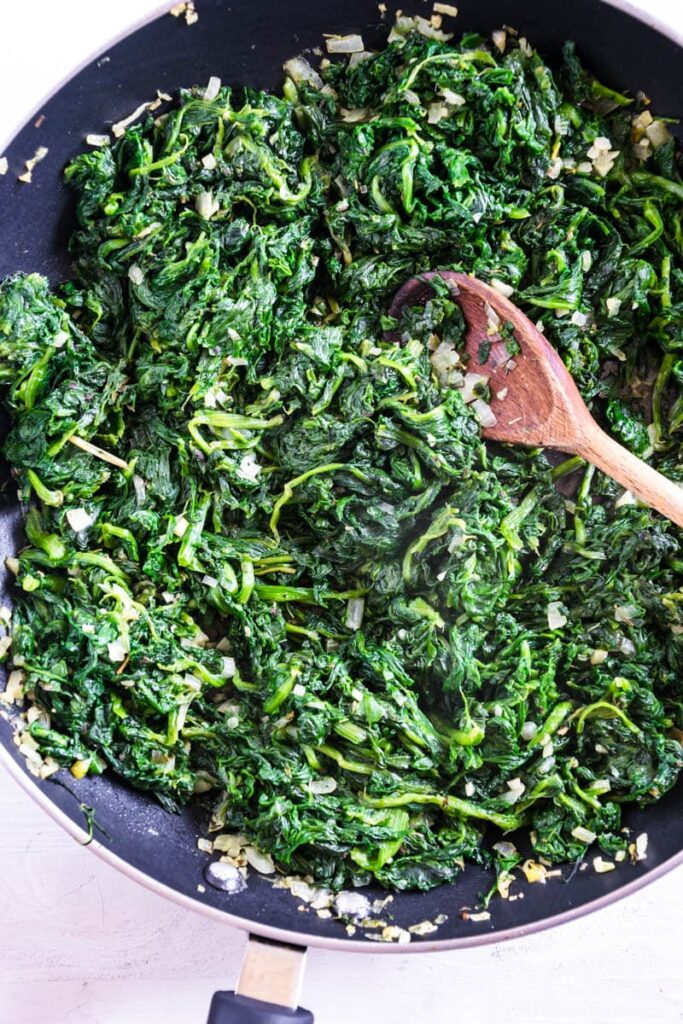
[1,2,682,1022]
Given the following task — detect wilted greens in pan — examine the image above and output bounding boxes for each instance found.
[1,19,682,892]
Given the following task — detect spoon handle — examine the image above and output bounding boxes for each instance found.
[575,422,683,528]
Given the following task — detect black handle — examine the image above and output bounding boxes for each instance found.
[207,992,314,1024]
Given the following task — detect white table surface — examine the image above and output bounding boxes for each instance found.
[1,3,682,1022]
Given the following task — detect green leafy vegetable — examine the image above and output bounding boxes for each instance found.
[1,22,683,893]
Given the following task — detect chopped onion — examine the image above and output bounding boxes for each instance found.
[413,14,453,40]
[645,120,671,149]
[521,721,538,741]
[592,149,620,177]
[632,110,653,138]
[571,311,588,327]
[472,398,497,428]
[204,76,221,101]
[572,826,597,844]
[547,601,567,630]
[107,640,128,663]
[345,596,365,631]
[590,648,608,665]
[325,34,365,54]
[430,340,461,379]
[491,277,514,298]
[427,102,450,124]
[201,574,218,588]
[484,302,500,332]
[502,777,526,804]
[17,145,48,184]
[606,296,622,318]
[221,657,236,678]
[0,157,7,175]
[132,475,147,505]
[388,14,417,41]
[348,51,372,70]
[0,670,24,705]
[593,856,615,873]
[334,891,371,919]
[306,776,338,795]
[587,136,612,156]
[244,846,276,874]
[615,635,636,656]
[410,920,438,936]
[128,264,144,285]
[173,514,189,537]
[86,134,110,147]
[213,833,246,855]
[440,88,465,106]
[288,879,317,902]
[283,56,323,89]
[433,2,459,14]
[340,107,368,123]
[238,453,262,481]
[634,832,648,860]
[632,139,651,162]
[195,190,220,220]
[614,603,638,625]
[66,507,94,532]
[456,372,486,405]
[202,152,217,170]
[112,101,155,138]
[492,29,506,52]
[493,841,517,857]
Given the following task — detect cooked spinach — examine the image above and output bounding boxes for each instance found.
[2,21,683,892]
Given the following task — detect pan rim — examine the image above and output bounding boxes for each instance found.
[3,728,683,953]
[1,0,683,953]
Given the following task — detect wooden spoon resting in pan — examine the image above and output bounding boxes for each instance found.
[388,271,683,529]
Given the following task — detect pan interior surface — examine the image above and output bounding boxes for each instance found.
[0,0,681,949]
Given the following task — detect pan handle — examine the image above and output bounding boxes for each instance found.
[206,935,314,1024]
[206,992,313,1024]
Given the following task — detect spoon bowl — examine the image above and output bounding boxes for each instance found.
[389,271,683,529]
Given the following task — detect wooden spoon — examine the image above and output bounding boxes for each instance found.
[388,271,683,528]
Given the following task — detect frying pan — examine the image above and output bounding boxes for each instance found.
[0,1,682,1020]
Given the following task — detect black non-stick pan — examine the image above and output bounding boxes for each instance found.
[1,1,682,1021]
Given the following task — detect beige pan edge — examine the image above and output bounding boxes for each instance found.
[1,0,683,955]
